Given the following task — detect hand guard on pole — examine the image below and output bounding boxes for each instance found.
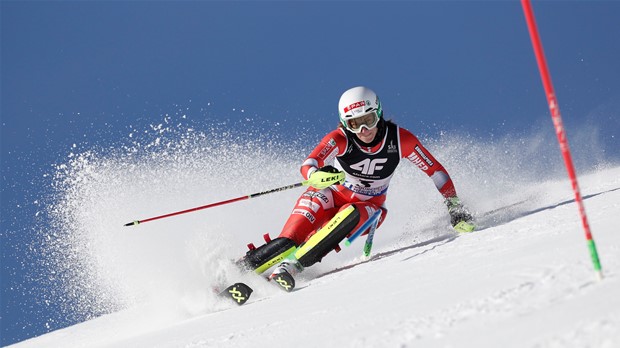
[306,165,345,189]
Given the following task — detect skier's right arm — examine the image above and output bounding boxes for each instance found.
[300,129,348,180]
[301,129,348,189]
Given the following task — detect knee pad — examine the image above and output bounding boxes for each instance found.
[295,205,361,268]
[240,237,297,274]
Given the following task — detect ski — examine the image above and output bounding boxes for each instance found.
[454,220,476,233]
[218,282,253,305]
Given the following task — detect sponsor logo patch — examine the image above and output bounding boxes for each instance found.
[299,199,320,212]
[350,158,388,175]
[414,145,434,166]
[318,138,337,159]
[345,182,389,197]
[387,140,398,154]
[293,209,316,223]
[303,191,329,203]
[407,152,429,171]
[365,205,377,216]
[343,101,365,113]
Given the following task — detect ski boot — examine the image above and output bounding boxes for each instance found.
[235,234,297,274]
[269,259,303,292]
[446,196,476,233]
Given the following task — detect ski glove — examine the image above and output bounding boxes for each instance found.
[306,165,345,189]
[445,196,475,233]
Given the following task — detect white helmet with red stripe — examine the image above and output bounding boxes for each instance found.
[338,86,383,133]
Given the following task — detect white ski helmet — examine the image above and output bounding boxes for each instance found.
[338,86,383,133]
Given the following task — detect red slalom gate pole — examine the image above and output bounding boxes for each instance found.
[521,0,603,280]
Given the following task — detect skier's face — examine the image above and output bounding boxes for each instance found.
[355,125,379,143]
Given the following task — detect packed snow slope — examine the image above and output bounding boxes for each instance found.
[12,125,620,347]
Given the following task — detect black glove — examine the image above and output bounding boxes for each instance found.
[318,165,340,173]
[445,196,473,227]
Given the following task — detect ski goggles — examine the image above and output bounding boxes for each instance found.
[344,111,380,133]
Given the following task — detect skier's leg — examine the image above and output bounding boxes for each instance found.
[348,201,388,238]
[238,188,336,274]
[294,202,385,268]
[268,197,386,292]
[278,188,337,245]
[238,237,298,274]
[268,202,385,291]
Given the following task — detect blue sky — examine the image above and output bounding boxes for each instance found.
[2,1,619,345]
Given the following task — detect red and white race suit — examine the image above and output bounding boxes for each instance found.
[279,121,457,245]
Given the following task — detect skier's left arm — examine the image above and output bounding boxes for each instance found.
[399,128,456,198]
[399,128,474,230]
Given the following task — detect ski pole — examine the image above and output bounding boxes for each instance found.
[344,209,382,246]
[521,0,602,280]
[363,215,380,257]
[124,181,309,227]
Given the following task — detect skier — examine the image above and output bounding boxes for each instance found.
[238,86,474,291]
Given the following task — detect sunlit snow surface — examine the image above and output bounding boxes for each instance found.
[16,121,619,347]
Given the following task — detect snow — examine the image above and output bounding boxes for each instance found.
[12,163,620,347]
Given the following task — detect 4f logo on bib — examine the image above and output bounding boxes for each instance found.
[350,158,388,175]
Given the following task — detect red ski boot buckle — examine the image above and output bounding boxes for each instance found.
[263,233,272,243]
